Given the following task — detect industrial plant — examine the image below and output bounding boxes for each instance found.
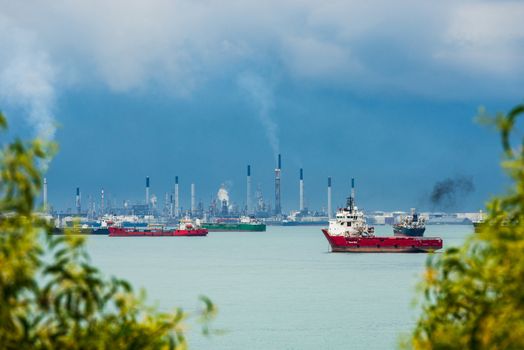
[42,153,482,231]
[43,154,332,230]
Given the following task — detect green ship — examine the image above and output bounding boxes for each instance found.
[202,216,266,232]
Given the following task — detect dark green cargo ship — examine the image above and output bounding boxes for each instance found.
[202,217,266,232]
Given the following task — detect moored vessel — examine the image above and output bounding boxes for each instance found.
[53,226,95,235]
[393,208,426,237]
[202,216,266,232]
[322,231,443,253]
[322,179,442,253]
[472,210,486,232]
[109,218,208,237]
[282,210,329,226]
[52,221,111,235]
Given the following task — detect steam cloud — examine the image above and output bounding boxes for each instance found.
[430,176,474,209]
[150,194,157,207]
[1,0,522,148]
[217,184,229,204]
[237,72,279,158]
[0,21,56,142]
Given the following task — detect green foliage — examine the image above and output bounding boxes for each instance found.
[0,111,215,349]
[408,104,524,349]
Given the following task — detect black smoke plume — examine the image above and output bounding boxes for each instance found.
[430,176,475,210]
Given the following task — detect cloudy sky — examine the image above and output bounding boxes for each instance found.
[1,0,523,212]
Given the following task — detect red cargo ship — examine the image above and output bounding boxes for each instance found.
[322,229,442,252]
[322,179,442,253]
[109,219,208,237]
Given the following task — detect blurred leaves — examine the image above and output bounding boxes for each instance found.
[0,111,216,349]
[0,111,7,130]
[407,103,524,349]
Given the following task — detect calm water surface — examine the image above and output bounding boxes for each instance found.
[85,225,471,350]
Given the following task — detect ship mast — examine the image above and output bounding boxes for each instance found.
[346,178,355,213]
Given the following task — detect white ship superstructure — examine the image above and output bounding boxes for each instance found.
[396,208,425,229]
[327,178,375,237]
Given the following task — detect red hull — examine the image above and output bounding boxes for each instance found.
[322,229,442,253]
[109,227,208,237]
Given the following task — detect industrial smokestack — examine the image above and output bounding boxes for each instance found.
[299,168,304,212]
[327,177,332,220]
[88,195,93,219]
[274,154,282,215]
[76,187,81,215]
[43,178,48,213]
[101,188,105,215]
[347,178,355,211]
[191,183,196,216]
[145,176,150,206]
[175,176,179,217]
[247,165,252,215]
[221,199,228,216]
[164,192,169,216]
[170,194,173,217]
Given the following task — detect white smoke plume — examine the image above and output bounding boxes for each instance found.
[217,184,229,204]
[0,18,56,141]
[150,194,157,208]
[237,72,279,158]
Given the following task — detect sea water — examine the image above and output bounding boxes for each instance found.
[85,225,470,350]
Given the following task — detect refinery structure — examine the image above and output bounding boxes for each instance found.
[42,153,483,229]
[44,154,331,227]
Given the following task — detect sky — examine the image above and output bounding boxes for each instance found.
[1,0,523,213]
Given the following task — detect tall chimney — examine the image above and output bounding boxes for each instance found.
[327,177,332,219]
[43,177,48,213]
[164,192,169,216]
[101,188,105,216]
[299,168,304,212]
[76,187,81,215]
[347,178,355,212]
[191,183,196,216]
[88,195,93,219]
[274,154,281,215]
[170,194,174,217]
[145,176,150,207]
[174,176,179,217]
[247,165,252,215]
